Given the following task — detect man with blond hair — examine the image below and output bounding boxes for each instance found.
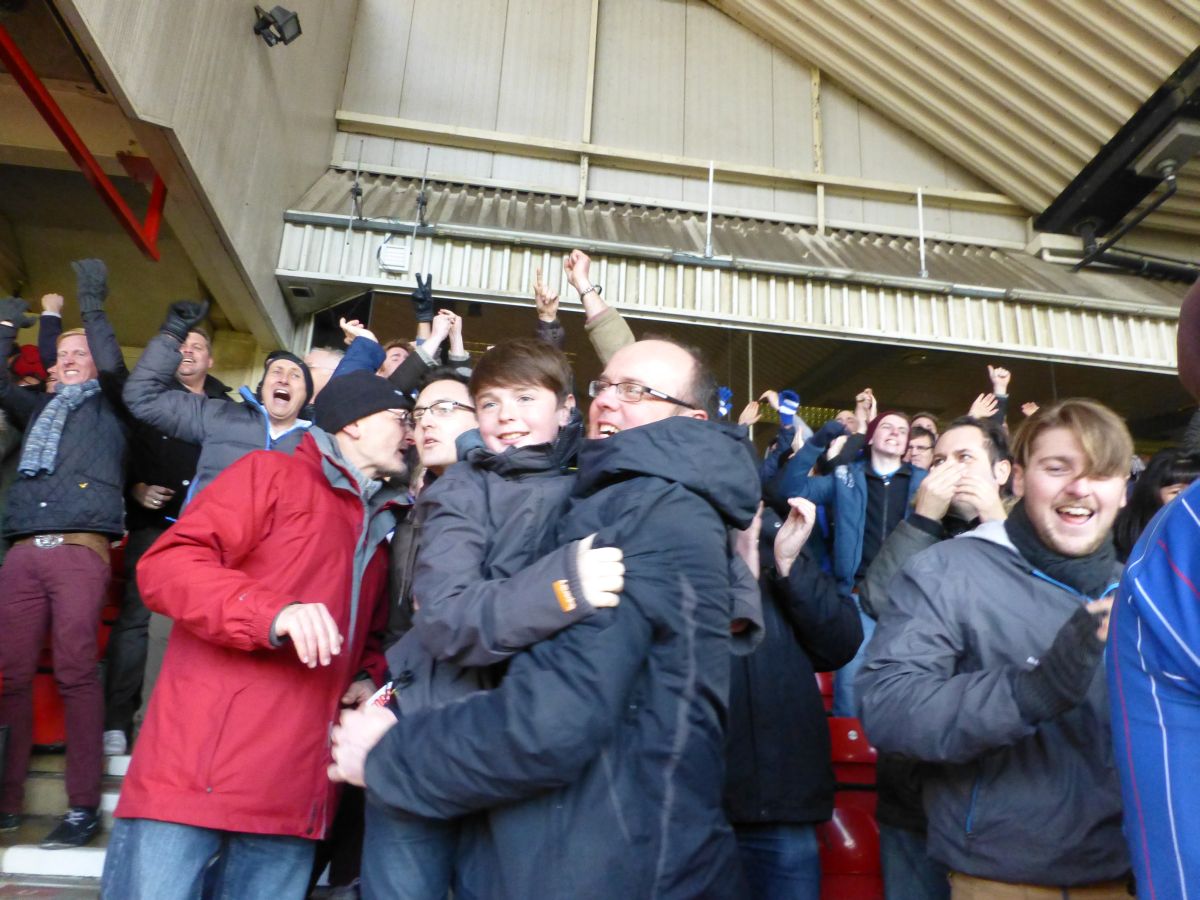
[0,260,128,849]
[860,399,1133,898]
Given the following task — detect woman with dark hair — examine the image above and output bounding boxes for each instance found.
[1113,448,1200,561]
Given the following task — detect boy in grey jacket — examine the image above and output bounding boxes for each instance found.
[859,400,1134,898]
[360,338,623,900]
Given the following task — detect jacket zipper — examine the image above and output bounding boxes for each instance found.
[964,777,981,836]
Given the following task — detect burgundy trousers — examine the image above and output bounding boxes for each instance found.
[0,543,110,813]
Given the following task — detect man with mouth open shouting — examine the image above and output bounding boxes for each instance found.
[858,399,1134,898]
[124,300,316,504]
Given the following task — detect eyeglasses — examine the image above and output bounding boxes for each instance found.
[386,410,413,427]
[412,399,477,422]
[587,379,692,408]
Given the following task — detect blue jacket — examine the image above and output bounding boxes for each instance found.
[777,433,925,593]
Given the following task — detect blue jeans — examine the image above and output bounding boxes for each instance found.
[100,818,315,900]
[833,603,875,717]
[735,823,820,900]
[360,796,459,900]
[879,823,949,900]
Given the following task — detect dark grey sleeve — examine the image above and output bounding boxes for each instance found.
[411,471,596,667]
[858,518,941,620]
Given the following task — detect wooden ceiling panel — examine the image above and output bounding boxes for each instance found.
[707,0,1200,232]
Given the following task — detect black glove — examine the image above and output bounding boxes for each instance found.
[0,297,36,331]
[161,300,211,343]
[71,258,109,313]
[810,419,848,449]
[1013,604,1106,724]
[411,273,434,324]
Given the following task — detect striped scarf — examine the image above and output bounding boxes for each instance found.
[18,380,101,476]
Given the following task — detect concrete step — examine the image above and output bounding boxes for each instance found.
[0,873,101,897]
[21,776,121,830]
[21,753,128,832]
[0,816,108,882]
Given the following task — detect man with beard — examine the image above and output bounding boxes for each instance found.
[330,338,760,899]
[857,416,1011,900]
[859,399,1132,898]
[102,371,409,899]
[123,300,314,503]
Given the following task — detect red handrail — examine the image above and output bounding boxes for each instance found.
[0,24,166,260]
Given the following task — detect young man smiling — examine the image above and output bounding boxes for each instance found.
[859,399,1133,898]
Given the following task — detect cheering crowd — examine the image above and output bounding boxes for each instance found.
[0,252,1198,900]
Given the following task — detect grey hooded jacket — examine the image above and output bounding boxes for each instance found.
[123,332,310,503]
[857,520,1129,887]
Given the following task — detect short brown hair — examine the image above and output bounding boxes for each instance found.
[1009,398,1132,478]
[383,338,411,352]
[469,338,572,403]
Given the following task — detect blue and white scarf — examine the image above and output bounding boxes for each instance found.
[18,379,101,476]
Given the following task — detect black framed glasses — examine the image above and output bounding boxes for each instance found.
[587,379,692,408]
[412,399,477,422]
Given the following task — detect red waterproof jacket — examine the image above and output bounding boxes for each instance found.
[115,432,400,839]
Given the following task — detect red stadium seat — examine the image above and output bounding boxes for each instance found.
[829,717,877,786]
[815,671,834,713]
[818,807,883,899]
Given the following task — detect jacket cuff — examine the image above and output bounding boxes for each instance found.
[907,513,945,539]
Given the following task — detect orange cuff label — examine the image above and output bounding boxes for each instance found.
[553,580,577,613]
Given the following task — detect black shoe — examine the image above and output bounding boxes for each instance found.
[0,812,20,832]
[39,807,99,849]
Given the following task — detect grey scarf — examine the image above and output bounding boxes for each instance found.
[18,380,101,476]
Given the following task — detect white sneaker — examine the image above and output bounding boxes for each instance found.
[102,730,127,756]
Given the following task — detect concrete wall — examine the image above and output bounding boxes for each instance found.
[56,0,359,349]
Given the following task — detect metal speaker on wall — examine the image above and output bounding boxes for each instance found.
[253,5,301,47]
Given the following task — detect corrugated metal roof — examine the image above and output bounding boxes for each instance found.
[706,0,1200,234]
[293,169,1187,310]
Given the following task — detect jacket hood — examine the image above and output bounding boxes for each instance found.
[574,416,760,529]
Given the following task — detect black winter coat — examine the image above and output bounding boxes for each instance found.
[724,514,862,825]
[0,311,129,539]
[364,417,760,899]
[124,373,232,531]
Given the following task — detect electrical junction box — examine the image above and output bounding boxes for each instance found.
[378,241,411,272]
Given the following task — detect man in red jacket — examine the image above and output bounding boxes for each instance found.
[100,371,410,900]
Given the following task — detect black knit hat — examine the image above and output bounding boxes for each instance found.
[314,370,411,434]
[256,350,314,406]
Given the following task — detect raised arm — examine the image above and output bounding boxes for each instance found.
[566,250,635,364]
[122,301,214,444]
[37,294,63,368]
[0,297,42,424]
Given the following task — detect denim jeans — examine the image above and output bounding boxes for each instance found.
[833,602,875,718]
[360,796,459,900]
[735,823,820,900]
[879,823,950,900]
[101,817,315,900]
